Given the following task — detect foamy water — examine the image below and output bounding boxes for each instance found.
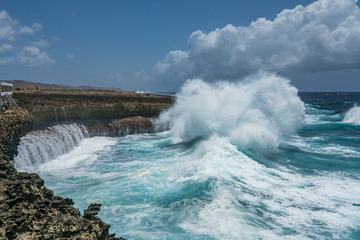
[343,106,360,124]
[14,76,360,239]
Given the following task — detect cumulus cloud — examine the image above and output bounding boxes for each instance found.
[0,10,18,41]
[0,10,42,41]
[0,9,54,66]
[153,0,360,85]
[16,46,55,66]
[19,22,42,35]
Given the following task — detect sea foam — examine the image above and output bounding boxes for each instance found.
[156,72,304,153]
[343,106,360,124]
[15,123,88,170]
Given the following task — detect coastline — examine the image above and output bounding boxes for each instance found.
[0,90,174,239]
[13,90,174,131]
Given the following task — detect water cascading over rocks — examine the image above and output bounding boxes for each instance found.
[15,123,88,169]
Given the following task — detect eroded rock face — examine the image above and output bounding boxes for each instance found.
[13,90,174,130]
[109,116,154,136]
[87,116,155,137]
[0,91,174,239]
[0,171,124,240]
[0,109,33,161]
[0,109,125,240]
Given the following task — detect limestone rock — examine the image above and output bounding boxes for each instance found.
[0,109,126,239]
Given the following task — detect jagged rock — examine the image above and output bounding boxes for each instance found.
[0,91,174,239]
[109,116,154,136]
[83,203,102,220]
[0,109,126,239]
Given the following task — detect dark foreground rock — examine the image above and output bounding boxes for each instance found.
[0,109,126,240]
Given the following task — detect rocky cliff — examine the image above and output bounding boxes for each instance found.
[0,90,174,239]
[0,109,125,239]
[13,90,174,131]
[0,109,33,162]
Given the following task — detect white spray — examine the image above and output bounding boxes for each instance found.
[343,105,360,124]
[14,123,88,169]
[156,73,304,153]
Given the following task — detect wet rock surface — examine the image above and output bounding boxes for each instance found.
[0,109,126,239]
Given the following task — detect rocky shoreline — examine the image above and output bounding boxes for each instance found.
[0,109,125,239]
[1,90,174,239]
[13,90,174,131]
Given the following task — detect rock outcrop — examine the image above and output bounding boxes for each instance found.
[88,116,154,136]
[0,109,125,239]
[13,90,174,130]
[0,90,174,239]
[0,109,33,162]
[109,116,153,136]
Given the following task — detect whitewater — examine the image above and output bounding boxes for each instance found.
[15,74,360,240]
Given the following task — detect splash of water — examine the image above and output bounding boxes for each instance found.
[156,73,304,153]
[343,106,360,124]
[14,123,88,170]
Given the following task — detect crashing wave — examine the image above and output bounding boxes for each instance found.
[156,72,304,153]
[343,106,360,125]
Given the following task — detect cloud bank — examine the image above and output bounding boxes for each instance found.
[152,0,360,88]
[0,9,54,66]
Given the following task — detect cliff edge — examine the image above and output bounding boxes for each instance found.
[0,109,125,239]
[13,90,174,131]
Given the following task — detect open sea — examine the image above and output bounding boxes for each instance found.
[15,76,360,239]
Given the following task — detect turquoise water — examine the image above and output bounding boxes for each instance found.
[16,78,360,239]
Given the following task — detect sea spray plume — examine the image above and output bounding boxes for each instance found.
[156,73,304,153]
[343,105,360,124]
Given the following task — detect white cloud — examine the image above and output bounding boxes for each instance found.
[67,53,74,59]
[16,46,55,66]
[19,22,42,35]
[154,0,360,84]
[0,9,18,41]
[0,9,54,66]
[0,10,42,41]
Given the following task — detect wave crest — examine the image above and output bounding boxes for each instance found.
[343,106,360,124]
[156,73,304,153]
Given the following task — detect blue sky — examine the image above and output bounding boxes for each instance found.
[1,0,360,91]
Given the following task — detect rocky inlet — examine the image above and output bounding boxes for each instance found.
[0,109,126,239]
[0,90,174,239]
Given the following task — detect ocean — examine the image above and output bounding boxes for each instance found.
[15,75,360,240]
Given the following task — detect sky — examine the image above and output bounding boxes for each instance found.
[0,0,360,92]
